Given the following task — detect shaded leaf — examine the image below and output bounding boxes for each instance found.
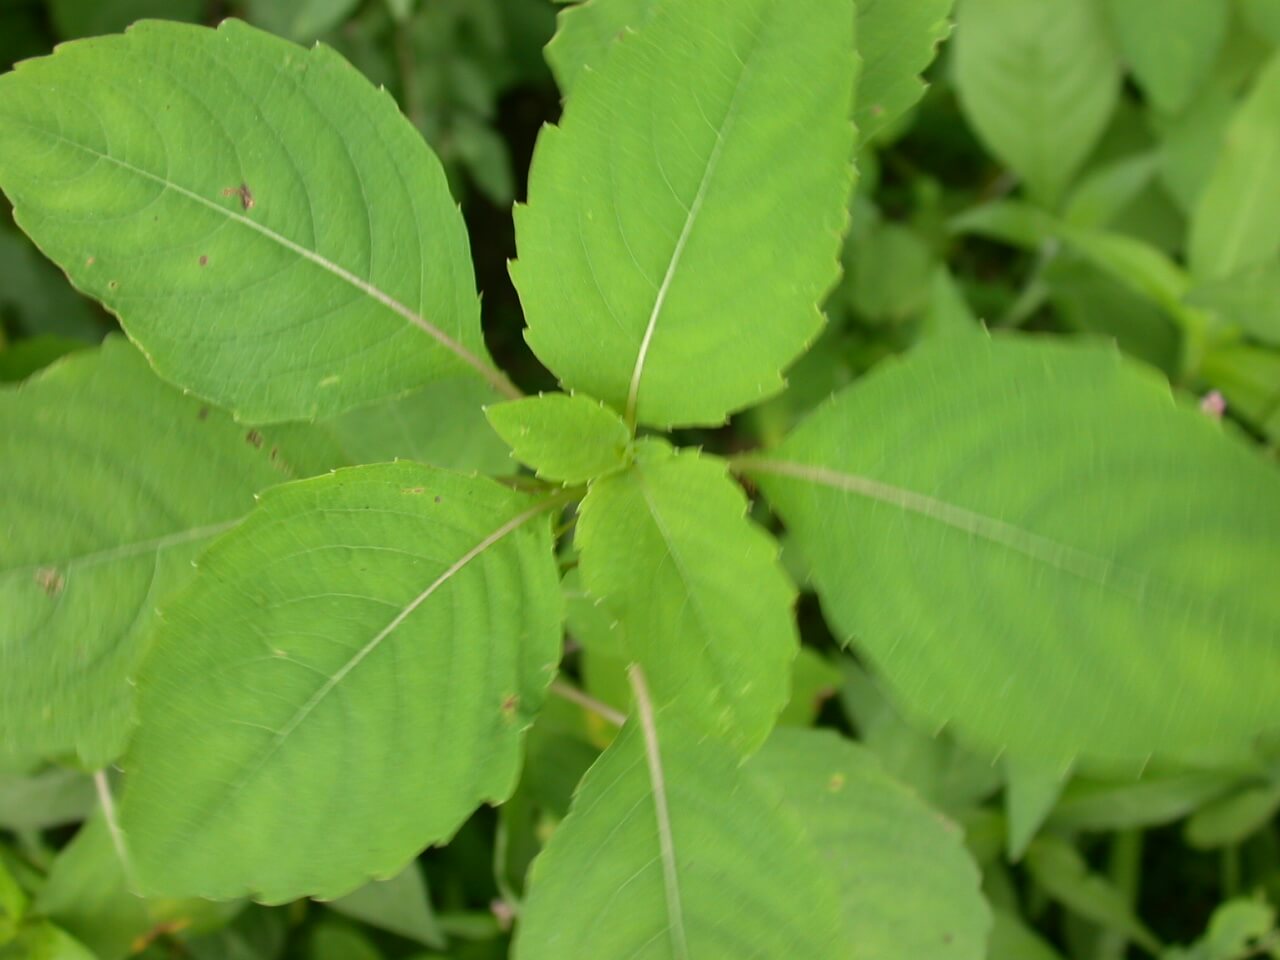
[1104,0,1227,113]
[855,0,953,142]
[0,337,335,765]
[954,0,1120,204]
[326,862,445,950]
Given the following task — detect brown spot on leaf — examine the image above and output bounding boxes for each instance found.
[827,772,846,793]
[196,406,209,421]
[198,255,208,267]
[245,429,264,449]
[85,256,95,266]
[434,495,442,504]
[107,280,118,290]
[402,487,426,495]
[501,694,519,718]
[35,567,64,596]
[222,183,255,210]
[269,446,279,461]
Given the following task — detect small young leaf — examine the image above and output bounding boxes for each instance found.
[514,0,856,427]
[1004,760,1067,861]
[1104,0,1227,114]
[1189,54,1280,280]
[750,334,1280,767]
[0,20,510,422]
[1183,781,1280,849]
[954,0,1120,205]
[120,463,565,902]
[577,442,798,752]
[485,392,631,483]
[0,337,336,766]
[0,768,95,832]
[855,0,953,142]
[513,700,844,959]
[1048,770,1238,832]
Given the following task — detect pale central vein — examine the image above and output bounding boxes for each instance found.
[265,495,564,754]
[627,664,688,960]
[22,124,520,400]
[3,519,240,579]
[624,44,756,427]
[737,458,1124,588]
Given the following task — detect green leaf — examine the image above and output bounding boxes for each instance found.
[308,922,382,960]
[245,0,362,42]
[855,0,953,142]
[47,0,202,38]
[1201,900,1277,960]
[748,728,990,960]
[1242,0,1280,45]
[777,647,840,727]
[1154,79,1234,215]
[320,378,516,476]
[1104,0,1227,114]
[1187,259,1280,346]
[1189,54,1280,280]
[36,816,238,960]
[326,862,445,950]
[514,0,856,428]
[577,442,797,752]
[0,921,96,960]
[1183,781,1280,849]
[119,463,565,902]
[0,768,94,832]
[545,0,657,96]
[1201,344,1280,441]
[1025,836,1161,952]
[512,692,844,959]
[1048,770,1238,832]
[1005,760,1067,861]
[485,392,631,483]
[988,909,1066,960]
[0,337,335,766]
[922,267,981,340]
[749,334,1280,767]
[954,0,1120,205]
[0,19,514,423]
[0,337,87,384]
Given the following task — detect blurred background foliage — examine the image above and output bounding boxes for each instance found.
[2,0,1278,958]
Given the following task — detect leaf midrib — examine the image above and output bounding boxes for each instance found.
[623,16,765,426]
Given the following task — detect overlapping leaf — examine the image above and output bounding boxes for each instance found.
[515,708,987,959]
[751,334,1280,767]
[577,442,797,751]
[0,19,509,422]
[0,337,335,766]
[855,0,953,142]
[514,0,856,427]
[954,0,1120,205]
[120,463,564,901]
[1105,0,1227,114]
[1189,54,1280,280]
[485,392,631,483]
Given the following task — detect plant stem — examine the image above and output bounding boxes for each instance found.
[549,679,626,727]
[94,769,138,889]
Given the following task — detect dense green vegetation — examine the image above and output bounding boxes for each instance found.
[1,1,1278,958]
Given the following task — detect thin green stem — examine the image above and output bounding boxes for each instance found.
[550,679,626,727]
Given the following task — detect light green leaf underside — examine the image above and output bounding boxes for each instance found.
[545,0,657,96]
[514,0,856,427]
[753,334,1280,767]
[1104,0,1226,114]
[578,443,797,752]
[1189,53,1280,281]
[749,728,989,959]
[0,19,502,423]
[855,0,953,142]
[326,861,444,949]
[514,711,844,959]
[120,463,564,902]
[485,392,631,483]
[954,0,1120,205]
[0,337,334,766]
[321,377,516,476]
